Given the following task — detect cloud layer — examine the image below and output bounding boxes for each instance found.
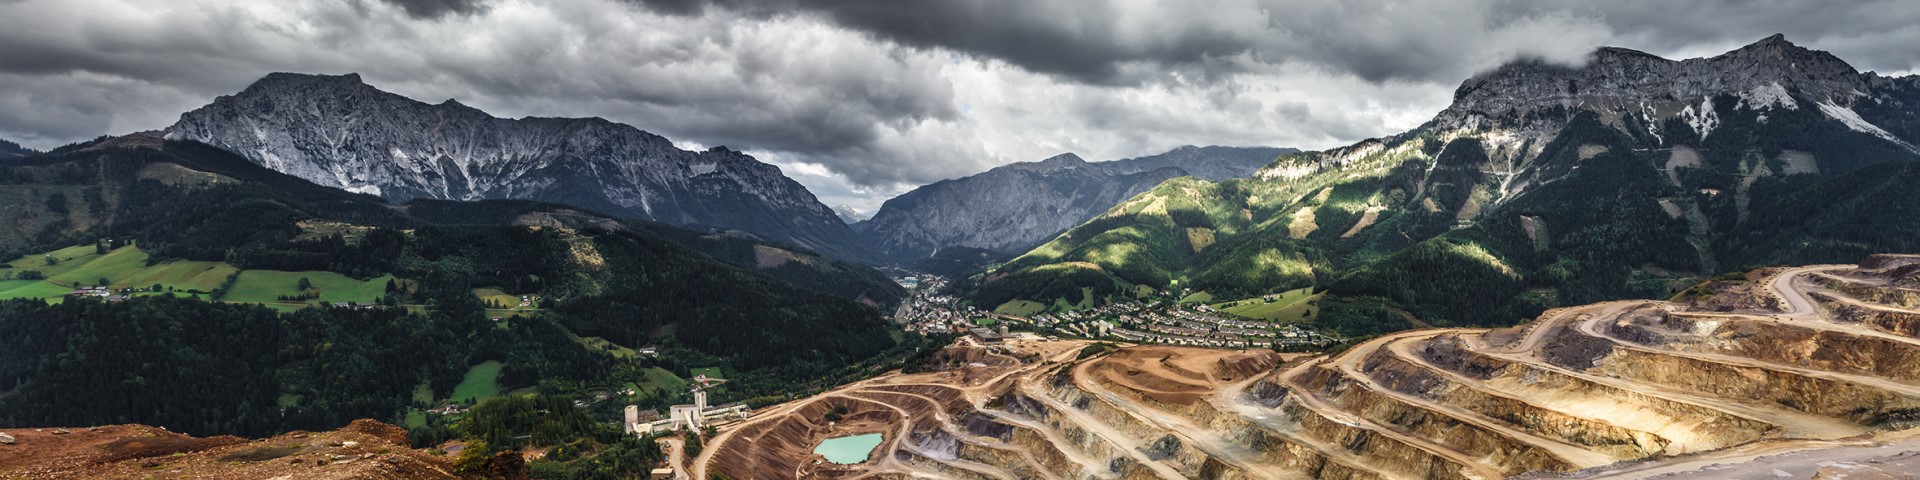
[0,0,1916,210]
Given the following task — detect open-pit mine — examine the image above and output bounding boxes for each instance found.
[692,255,1920,479]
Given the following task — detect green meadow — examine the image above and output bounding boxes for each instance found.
[451,360,505,404]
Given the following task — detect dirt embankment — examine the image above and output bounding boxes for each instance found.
[0,419,520,480]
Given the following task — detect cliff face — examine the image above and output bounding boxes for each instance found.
[165,73,872,261]
[703,257,1920,479]
[861,146,1290,261]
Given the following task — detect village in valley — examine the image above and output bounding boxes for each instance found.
[890,273,1338,350]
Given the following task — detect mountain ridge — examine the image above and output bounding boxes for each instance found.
[163,72,876,261]
[860,145,1293,262]
[977,34,1920,328]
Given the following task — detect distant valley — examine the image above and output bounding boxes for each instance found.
[859,146,1294,263]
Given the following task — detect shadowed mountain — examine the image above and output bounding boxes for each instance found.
[861,146,1293,262]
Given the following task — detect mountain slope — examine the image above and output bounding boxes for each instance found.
[0,134,901,306]
[861,146,1291,261]
[976,35,1920,327]
[0,138,34,158]
[163,73,874,261]
[0,135,913,439]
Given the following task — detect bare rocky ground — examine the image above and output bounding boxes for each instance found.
[697,255,1920,479]
[0,419,524,480]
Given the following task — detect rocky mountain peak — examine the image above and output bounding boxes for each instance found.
[163,72,873,261]
[1008,152,1089,172]
[1440,35,1874,129]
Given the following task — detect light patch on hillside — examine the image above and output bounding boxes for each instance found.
[1310,187,1334,204]
[137,163,235,187]
[1665,146,1703,185]
[1287,207,1318,239]
[1445,241,1520,279]
[1455,185,1491,223]
[1817,101,1914,149]
[1420,196,1442,213]
[1088,241,1144,269]
[1577,144,1609,161]
[1185,227,1215,253]
[1778,150,1819,175]
[1252,250,1314,280]
[1519,215,1548,251]
[1736,160,1774,223]
[754,245,815,269]
[567,234,605,271]
[1738,82,1798,111]
[293,220,374,243]
[1679,97,1719,140]
[1340,206,1384,238]
[1657,198,1684,219]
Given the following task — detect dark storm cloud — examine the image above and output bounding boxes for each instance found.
[2,0,1919,210]
[376,0,491,18]
[621,0,1920,86]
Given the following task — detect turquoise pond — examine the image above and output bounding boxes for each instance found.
[813,433,883,464]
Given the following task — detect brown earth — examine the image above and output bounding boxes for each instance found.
[0,420,519,480]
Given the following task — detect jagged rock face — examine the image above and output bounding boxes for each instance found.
[1436,34,1920,147]
[164,73,870,261]
[861,146,1289,261]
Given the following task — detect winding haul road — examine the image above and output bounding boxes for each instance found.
[692,263,1920,479]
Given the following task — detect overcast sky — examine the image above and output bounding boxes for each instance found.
[2,0,1917,211]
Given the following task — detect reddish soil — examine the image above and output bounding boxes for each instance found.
[0,420,512,480]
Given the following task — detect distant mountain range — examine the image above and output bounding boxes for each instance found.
[973,35,1920,328]
[833,205,870,225]
[163,73,873,261]
[859,146,1293,262]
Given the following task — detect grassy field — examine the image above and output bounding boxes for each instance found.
[451,361,504,404]
[1179,291,1214,304]
[412,382,436,405]
[473,287,539,311]
[49,247,234,292]
[577,335,638,359]
[3,244,98,269]
[0,279,74,302]
[2,245,236,300]
[994,299,1047,316]
[223,270,393,306]
[0,244,405,310]
[403,410,428,430]
[690,367,724,380]
[1213,288,1321,322]
[633,367,689,394]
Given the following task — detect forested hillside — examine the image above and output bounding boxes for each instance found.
[0,135,925,443]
